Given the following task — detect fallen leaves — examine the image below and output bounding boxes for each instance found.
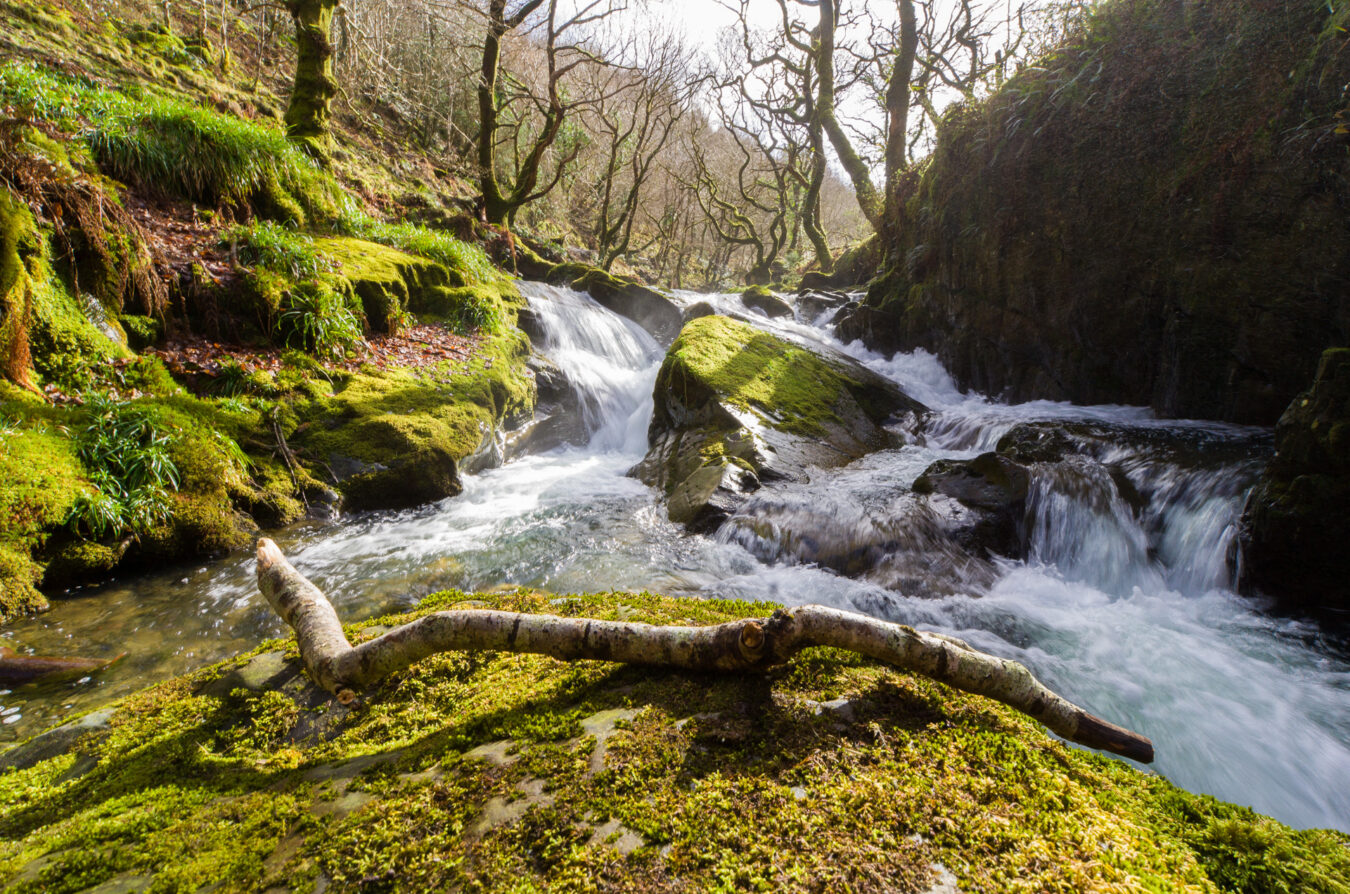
[149,323,484,381]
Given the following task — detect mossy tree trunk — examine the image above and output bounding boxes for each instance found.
[0,193,37,391]
[478,0,581,229]
[816,0,883,232]
[882,0,919,229]
[256,538,1154,762]
[284,0,340,154]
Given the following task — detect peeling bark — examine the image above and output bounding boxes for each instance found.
[256,538,1153,762]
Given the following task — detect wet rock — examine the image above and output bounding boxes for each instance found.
[635,315,927,530]
[682,300,717,323]
[546,262,684,345]
[327,447,461,510]
[507,353,587,455]
[0,707,115,772]
[797,290,849,321]
[914,452,1030,513]
[1241,348,1350,613]
[198,651,298,698]
[724,488,1001,595]
[995,423,1080,464]
[741,285,794,319]
[913,453,1032,560]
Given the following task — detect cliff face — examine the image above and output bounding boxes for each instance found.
[848,0,1350,425]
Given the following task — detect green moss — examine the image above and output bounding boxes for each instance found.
[0,191,39,389]
[661,315,887,438]
[0,542,47,622]
[291,329,534,509]
[1,588,1345,892]
[0,419,91,622]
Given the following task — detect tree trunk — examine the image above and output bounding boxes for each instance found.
[816,0,883,231]
[883,0,920,227]
[803,128,834,273]
[256,538,1154,763]
[478,0,511,225]
[0,193,36,391]
[284,0,339,154]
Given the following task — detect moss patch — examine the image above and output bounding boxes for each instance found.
[290,328,534,509]
[0,589,1345,892]
[659,315,896,438]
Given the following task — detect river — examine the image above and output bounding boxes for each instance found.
[3,282,1348,832]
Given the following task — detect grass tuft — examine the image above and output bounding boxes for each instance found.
[66,391,181,539]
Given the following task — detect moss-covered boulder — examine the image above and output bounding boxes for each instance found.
[290,330,535,511]
[850,0,1350,425]
[1241,348,1350,612]
[1,587,1347,892]
[634,316,926,531]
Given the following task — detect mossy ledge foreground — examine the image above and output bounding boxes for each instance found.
[2,589,1347,893]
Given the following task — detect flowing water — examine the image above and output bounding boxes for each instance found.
[3,284,1348,832]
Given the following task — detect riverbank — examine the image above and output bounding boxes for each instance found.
[3,586,1347,893]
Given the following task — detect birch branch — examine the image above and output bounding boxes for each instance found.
[255,538,1154,763]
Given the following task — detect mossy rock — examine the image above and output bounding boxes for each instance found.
[116,314,162,350]
[316,237,459,334]
[291,330,534,511]
[740,285,794,319]
[636,316,926,530]
[856,0,1350,424]
[1,588,1346,892]
[0,399,92,622]
[1241,348,1350,611]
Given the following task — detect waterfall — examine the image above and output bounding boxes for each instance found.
[520,282,663,454]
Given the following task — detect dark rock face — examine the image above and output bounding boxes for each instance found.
[852,0,1350,425]
[634,315,927,531]
[834,304,907,355]
[1241,348,1350,612]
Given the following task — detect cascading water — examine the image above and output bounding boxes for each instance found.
[522,282,663,452]
[2,284,1347,832]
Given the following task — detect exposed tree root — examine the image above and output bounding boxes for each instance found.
[256,538,1154,763]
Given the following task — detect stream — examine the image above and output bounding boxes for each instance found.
[3,282,1349,832]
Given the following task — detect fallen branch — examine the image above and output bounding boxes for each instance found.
[255,538,1154,763]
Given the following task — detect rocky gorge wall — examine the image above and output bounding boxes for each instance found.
[844,0,1350,426]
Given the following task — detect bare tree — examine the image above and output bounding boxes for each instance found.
[578,29,701,270]
[474,0,625,227]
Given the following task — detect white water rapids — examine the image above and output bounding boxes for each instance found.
[3,283,1348,832]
